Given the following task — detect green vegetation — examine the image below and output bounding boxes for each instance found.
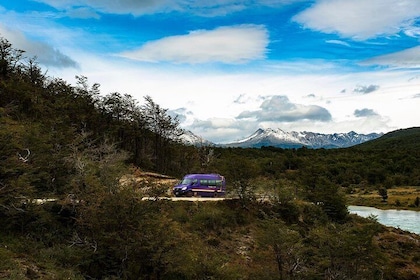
[1,37,420,279]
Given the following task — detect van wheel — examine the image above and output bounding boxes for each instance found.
[186,191,193,197]
[213,192,218,198]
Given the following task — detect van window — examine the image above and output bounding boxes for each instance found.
[207,180,218,186]
[199,179,208,185]
[198,179,224,187]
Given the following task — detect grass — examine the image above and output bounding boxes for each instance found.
[347,186,420,211]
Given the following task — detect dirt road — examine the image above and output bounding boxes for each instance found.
[141,197,228,201]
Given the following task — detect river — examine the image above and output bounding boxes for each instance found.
[348,206,420,234]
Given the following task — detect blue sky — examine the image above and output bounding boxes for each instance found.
[1,0,419,143]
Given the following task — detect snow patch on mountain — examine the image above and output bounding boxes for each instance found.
[224,128,383,149]
[180,130,214,146]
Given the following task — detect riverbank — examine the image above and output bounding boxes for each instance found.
[346,186,420,211]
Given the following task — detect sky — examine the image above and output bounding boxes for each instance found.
[1,0,419,143]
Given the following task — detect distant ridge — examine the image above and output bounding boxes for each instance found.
[354,127,420,150]
[223,128,382,149]
[181,128,384,149]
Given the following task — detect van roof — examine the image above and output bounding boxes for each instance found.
[184,173,224,179]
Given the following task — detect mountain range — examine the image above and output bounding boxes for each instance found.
[182,128,383,149]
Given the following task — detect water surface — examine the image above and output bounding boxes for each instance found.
[348,205,420,235]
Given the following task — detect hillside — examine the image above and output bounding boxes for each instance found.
[354,127,420,150]
[1,196,419,279]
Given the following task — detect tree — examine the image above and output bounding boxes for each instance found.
[140,95,182,172]
[378,187,388,202]
[256,219,304,279]
[303,175,348,223]
[307,221,383,279]
[100,92,138,123]
[0,37,25,79]
[23,57,45,86]
[65,132,129,196]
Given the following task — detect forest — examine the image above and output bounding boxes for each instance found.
[1,37,419,279]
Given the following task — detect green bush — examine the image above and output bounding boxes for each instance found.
[192,203,235,232]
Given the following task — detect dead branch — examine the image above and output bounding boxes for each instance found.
[17,148,30,163]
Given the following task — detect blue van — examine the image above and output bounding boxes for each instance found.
[173,174,226,197]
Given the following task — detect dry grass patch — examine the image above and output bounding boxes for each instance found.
[347,186,420,210]
[119,167,179,196]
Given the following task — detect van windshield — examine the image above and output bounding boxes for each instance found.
[181,178,197,185]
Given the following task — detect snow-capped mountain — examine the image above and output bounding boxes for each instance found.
[224,128,383,149]
[180,130,214,146]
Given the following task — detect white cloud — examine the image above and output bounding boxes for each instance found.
[354,108,378,117]
[119,25,268,64]
[180,0,247,17]
[293,0,420,40]
[33,0,169,15]
[237,95,332,122]
[353,85,379,94]
[174,0,305,17]
[34,0,302,17]
[0,24,79,68]
[66,7,100,19]
[404,26,420,38]
[187,117,258,143]
[361,46,420,68]
[325,40,350,47]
